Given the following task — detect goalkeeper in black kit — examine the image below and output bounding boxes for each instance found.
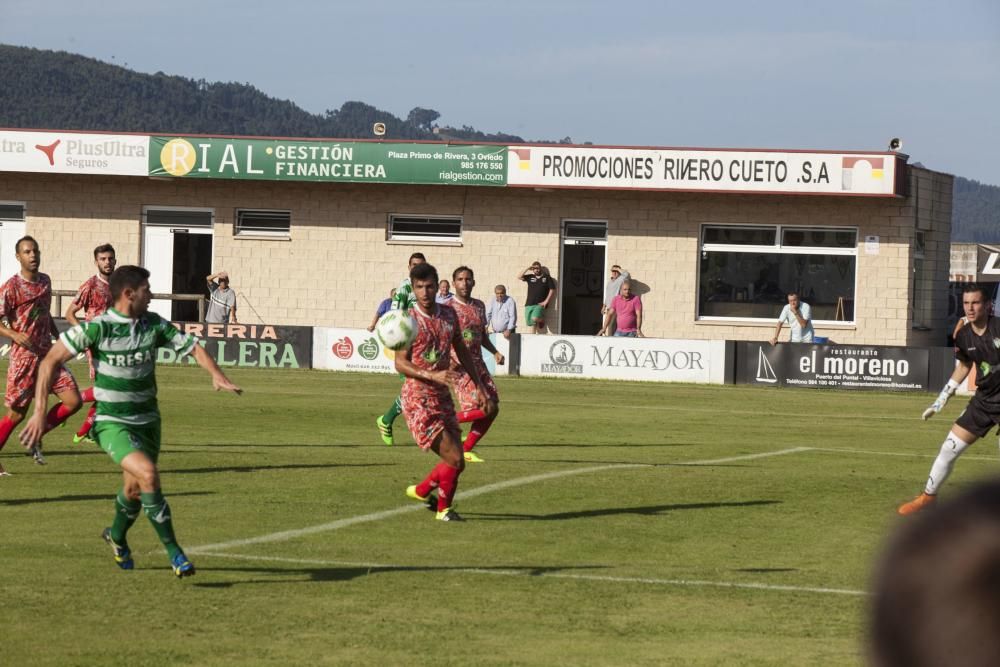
[899,284,1000,515]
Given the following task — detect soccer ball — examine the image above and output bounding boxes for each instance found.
[376,310,418,351]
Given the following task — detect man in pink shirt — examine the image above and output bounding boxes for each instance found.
[599,280,644,337]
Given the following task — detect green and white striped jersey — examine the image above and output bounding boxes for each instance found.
[60,308,198,425]
[391,278,416,311]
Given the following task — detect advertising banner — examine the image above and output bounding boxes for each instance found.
[159,322,312,369]
[519,334,726,383]
[312,327,513,375]
[0,130,149,176]
[507,146,902,196]
[737,341,930,391]
[149,136,506,186]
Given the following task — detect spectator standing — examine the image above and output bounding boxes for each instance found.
[436,280,454,304]
[599,280,644,337]
[367,288,397,332]
[602,264,630,321]
[518,261,555,334]
[485,285,517,339]
[769,292,813,345]
[205,271,237,324]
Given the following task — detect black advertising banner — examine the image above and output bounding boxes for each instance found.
[159,323,313,369]
[737,341,931,391]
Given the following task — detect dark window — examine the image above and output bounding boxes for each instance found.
[388,215,462,241]
[0,204,25,221]
[236,209,291,237]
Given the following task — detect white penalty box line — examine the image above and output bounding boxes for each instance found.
[189,447,812,554]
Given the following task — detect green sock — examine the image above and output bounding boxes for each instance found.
[140,490,183,560]
[382,395,403,425]
[109,490,141,545]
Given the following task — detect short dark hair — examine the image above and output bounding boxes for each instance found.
[15,235,37,253]
[787,291,800,299]
[93,243,115,259]
[110,265,150,300]
[410,262,438,286]
[963,283,991,300]
[408,252,427,264]
[453,265,474,281]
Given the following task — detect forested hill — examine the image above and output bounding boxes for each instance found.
[1,44,996,240]
[0,44,527,143]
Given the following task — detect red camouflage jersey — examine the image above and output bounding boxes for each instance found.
[71,275,112,321]
[407,304,457,373]
[0,273,55,360]
[449,297,488,372]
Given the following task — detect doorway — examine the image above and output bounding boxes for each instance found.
[142,207,214,322]
[559,220,607,335]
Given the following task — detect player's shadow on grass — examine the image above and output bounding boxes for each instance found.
[162,462,393,475]
[179,443,373,449]
[189,563,608,588]
[466,499,780,521]
[0,490,215,506]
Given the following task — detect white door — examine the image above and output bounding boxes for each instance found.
[0,220,27,281]
[141,212,214,321]
[143,225,175,319]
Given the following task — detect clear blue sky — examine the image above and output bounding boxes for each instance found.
[3,0,998,184]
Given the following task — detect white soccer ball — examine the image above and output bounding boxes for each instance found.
[376,310,418,351]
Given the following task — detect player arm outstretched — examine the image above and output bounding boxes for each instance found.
[190,344,242,394]
[923,360,973,420]
[19,342,78,448]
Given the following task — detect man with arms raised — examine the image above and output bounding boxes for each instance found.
[899,284,1000,514]
[20,265,242,576]
[0,236,81,474]
[449,266,503,463]
[399,262,491,521]
[65,243,116,444]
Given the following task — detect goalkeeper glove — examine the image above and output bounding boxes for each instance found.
[922,379,960,420]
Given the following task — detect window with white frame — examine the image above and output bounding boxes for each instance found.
[387,214,462,242]
[698,225,858,322]
[235,209,291,238]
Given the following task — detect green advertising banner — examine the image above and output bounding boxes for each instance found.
[149,136,506,186]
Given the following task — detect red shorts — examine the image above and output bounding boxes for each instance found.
[401,378,460,450]
[453,363,499,412]
[5,353,78,410]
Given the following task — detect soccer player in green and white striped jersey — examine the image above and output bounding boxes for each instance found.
[375,252,425,445]
[20,265,241,578]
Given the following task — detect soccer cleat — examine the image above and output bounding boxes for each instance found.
[463,451,484,463]
[406,484,429,502]
[73,431,96,445]
[30,446,46,465]
[171,552,196,578]
[897,492,936,516]
[435,508,465,522]
[101,527,134,570]
[0,462,9,476]
[376,416,394,446]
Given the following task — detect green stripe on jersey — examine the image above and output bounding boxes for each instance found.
[60,308,198,425]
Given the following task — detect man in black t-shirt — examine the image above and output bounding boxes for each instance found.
[899,283,1000,515]
[517,261,555,334]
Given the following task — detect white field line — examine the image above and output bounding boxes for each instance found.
[189,447,811,554]
[192,551,867,597]
[812,446,1000,463]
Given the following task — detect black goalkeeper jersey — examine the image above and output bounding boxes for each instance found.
[955,316,1000,404]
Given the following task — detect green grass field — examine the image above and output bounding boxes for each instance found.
[3,364,998,666]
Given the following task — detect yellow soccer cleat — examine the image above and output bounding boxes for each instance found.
[463,451,484,463]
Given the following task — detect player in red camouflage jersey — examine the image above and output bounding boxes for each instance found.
[449,266,503,463]
[0,236,81,474]
[398,262,492,521]
[64,243,116,444]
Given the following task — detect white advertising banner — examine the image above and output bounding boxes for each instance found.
[0,130,149,176]
[312,327,512,376]
[519,334,726,384]
[506,146,900,196]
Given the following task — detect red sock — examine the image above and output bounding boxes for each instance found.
[0,416,15,451]
[44,403,76,433]
[436,463,462,512]
[75,405,97,437]
[80,387,95,403]
[463,415,495,452]
[455,409,486,423]
[415,462,448,498]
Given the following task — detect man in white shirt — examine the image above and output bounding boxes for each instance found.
[769,292,814,345]
[485,284,517,339]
